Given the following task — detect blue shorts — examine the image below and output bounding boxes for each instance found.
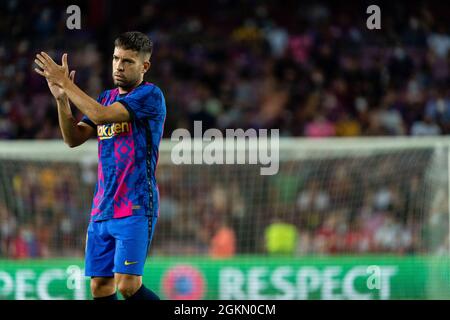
[85,215,157,277]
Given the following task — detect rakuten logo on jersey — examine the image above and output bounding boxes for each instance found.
[97,122,131,140]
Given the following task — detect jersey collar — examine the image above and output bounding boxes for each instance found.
[118,81,146,97]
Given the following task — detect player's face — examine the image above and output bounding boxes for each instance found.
[112,47,149,89]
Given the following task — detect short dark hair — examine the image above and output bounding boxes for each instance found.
[114,31,153,58]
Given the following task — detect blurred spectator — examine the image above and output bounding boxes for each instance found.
[335,114,361,136]
[264,217,298,255]
[209,217,236,258]
[427,25,450,58]
[304,114,336,137]
[411,115,442,135]
[296,180,330,213]
[425,88,450,133]
[0,203,16,256]
[10,225,40,259]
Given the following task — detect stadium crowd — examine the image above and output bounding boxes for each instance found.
[0,0,449,139]
[0,1,449,258]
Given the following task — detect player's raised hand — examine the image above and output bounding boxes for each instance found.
[37,53,75,100]
[34,52,70,87]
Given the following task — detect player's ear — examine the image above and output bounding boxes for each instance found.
[143,61,151,74]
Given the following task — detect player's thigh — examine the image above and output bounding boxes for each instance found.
[85,220,116,277]
[110,215,157,276]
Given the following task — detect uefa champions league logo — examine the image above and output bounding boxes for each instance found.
[162,265,206,300]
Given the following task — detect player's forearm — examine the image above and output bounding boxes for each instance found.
[62,79,106,124]
[56,97,84,147]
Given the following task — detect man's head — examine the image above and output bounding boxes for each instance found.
[112,31,153,90]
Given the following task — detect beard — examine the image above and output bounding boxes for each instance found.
[113,77,137,90]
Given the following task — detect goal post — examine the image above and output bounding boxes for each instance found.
[0,137,449,299]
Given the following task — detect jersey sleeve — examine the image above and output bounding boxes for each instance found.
[80,91,106,128]
[117,85,165,121]
[80,115,96,129]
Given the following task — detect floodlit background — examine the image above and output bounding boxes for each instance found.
[0,0,450,300]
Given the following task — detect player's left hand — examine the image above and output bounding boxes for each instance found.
[34,52,70,88]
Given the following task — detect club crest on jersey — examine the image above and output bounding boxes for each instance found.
[98,122,130,140]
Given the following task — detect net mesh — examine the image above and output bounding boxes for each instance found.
[0,138,449,299]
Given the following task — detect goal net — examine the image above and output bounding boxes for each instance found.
[0,138,449,300]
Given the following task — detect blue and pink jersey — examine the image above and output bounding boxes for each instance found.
[81,82,166,222]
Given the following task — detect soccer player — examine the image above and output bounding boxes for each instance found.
[34,31,165,300]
